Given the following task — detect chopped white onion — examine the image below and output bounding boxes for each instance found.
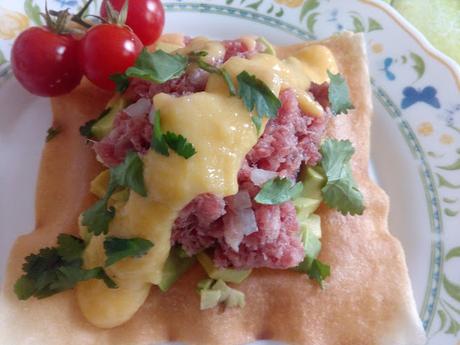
[250,168,277,186]
[237,208,258,236]
[124,98,152,117]
[223,189,260,251]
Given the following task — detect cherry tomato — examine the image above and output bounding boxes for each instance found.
[80,24,142,90]
[101,0,165,46]
[11,27,83,97]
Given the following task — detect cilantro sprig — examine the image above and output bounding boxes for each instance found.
[104,237,154,266]
[151,111,197,159]
[319,139,364,215]
[14,234,116,300]
[327,71,354,115]
[255,177,303,205]
[237,71,281,132]
[190,51,236,96]
[82,152,147,235]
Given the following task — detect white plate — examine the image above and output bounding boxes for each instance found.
[0,0,459,344]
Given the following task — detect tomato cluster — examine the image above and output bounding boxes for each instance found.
[11,0,164,97]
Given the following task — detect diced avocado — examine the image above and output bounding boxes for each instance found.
[197,253,251,284]
[256,37,276,55]
[293,197,321,215]
[200,289,222,310]
[225,287,246,308]
[198,279,246,310]
[159,246,196,292]
[90,170,110,198]
[92,96,129,140]
[295,212,322,272]
[155,42,183,53]
[299,166,326,200]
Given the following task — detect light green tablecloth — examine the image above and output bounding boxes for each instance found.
[384,0,460,64]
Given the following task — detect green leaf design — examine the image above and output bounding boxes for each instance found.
[409,53,425,80]
[446,247,460,261]
[267,4,273,13]
[427,151,443,158]
[226,0,234,4]
[275,8,284,17]
[367,18,383,32]
[306,13,319,34]
[435,309,447,334]
[443,274,460,303]
[351,16,365,33]
[438,158,460,170]
[246,0,263,10]
[437,174,460,189]
[443,197,458,203]
[446,318,460,336]
[24,0,43,26]
[445,208,459,217]
[300,0,319,21]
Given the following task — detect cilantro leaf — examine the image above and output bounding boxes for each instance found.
[327,71,354,115]
[151,111,197,159]
[320,139,364,215]
[79,107,111,139]
[82,152,147,235]
[109,151,147,197]
[46,126,61,142]
[110,73,130,93]
[56,234,85,262]
[125,49,188,84]
[237,71,281,132]
[151,110,169,156]
[104,237,154,266]
[81,199,115,235]
[306,259,330,288]
[14,234,117,301]
[164,132,197,159]
[255,177,303,205]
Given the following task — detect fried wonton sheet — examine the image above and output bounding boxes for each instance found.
[0,32,426,345]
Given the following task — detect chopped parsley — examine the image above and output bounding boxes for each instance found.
[327,71,354,115]
[255,177,303,205]
[236,71,281,132]
[14,234,116,300]
[82,152,147,235]
[110,151,147,197]
[46,126,61,142]
[104,237,154,266]
[319,139,364,215]
[125,49,188,84]
[151,111,197,159]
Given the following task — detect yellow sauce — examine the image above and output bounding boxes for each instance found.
[77,38,338,328]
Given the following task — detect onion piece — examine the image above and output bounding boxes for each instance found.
[224,190,258,251]
[124,98,152,117]
[250,168,277,186]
